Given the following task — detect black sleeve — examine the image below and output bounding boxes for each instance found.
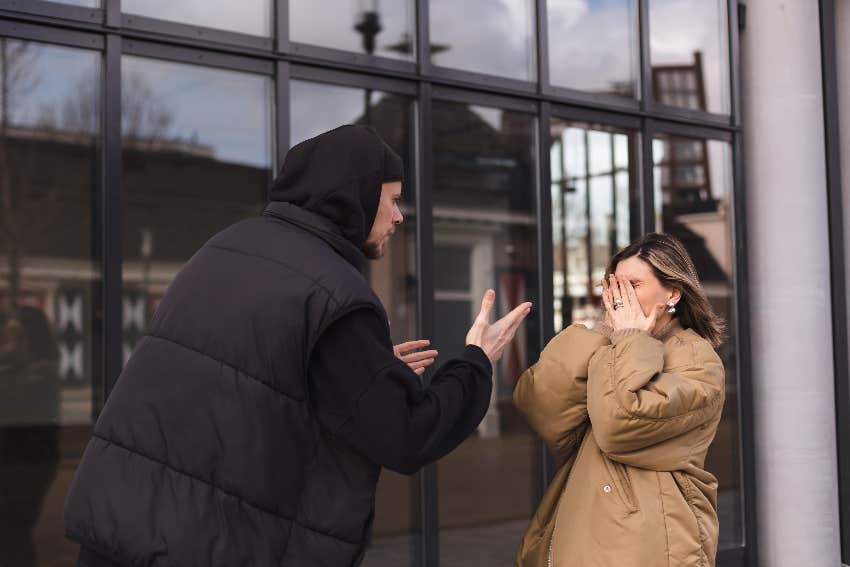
[308,308,493,475]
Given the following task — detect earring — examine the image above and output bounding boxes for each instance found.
[667,301,676,314]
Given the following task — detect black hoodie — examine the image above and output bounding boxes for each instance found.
[265,124,404,270]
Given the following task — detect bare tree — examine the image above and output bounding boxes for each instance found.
[0,38,40,312]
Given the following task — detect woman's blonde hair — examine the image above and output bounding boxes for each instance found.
[606,232,726,347]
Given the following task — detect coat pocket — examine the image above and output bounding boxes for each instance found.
[602,457,639,513]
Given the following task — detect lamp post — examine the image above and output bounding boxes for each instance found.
[354,0,382,123]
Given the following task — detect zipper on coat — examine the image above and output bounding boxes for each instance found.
[548,524,556,567]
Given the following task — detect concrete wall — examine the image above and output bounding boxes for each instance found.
[742,1,842,565]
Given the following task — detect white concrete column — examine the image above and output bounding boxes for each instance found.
[742,1,842,566]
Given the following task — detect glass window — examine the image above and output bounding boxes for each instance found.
[291,79,419,567]
[430,0,537,81]
[549,120,638,333]
[0,38,101,566]
[431,100,540,564]
[122,0,272,37]
[547,0,639,98]
[649,0,731,114]
[653,134,742,548]
[121,57,273,360]
[49,0,100,6]
[290,0,416,61]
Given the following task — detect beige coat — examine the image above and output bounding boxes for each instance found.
[513,322,725,567]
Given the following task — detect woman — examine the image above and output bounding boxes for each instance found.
[514,233,726,567]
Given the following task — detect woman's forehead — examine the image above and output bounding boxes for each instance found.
[614,256,653,279]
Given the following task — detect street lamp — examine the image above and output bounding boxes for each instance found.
[354,0,383,56]
[354,1,382,123]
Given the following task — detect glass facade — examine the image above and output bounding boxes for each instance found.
[649,0,731,114]
[431,101,540,565]
[123,0,273,36]
[290,0,416,61]
[121,56,273,361]
[290,79,420,564]
[550,120,638,333]
[653,135,741,548]
[429,0,537,81]
[0,39,102,566]
[0,2,749,566]
[547,0,639,98]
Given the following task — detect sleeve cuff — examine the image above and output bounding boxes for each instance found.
[463,345,493,375]
[611,328,648,345]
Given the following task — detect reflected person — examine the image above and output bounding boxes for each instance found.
[0,306,61,567]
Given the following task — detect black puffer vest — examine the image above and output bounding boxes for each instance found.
[65,204,388,566]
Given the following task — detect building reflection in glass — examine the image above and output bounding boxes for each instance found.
[430,100,541,565]
[0,39,101,566]
[120,56,273,363]
[649,0,730,114]
[550,121,637,333]
[654,134,742,548]
[291,80,419,567]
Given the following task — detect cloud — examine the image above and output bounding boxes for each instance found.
[547,0,637,94]
[430,0,536,80]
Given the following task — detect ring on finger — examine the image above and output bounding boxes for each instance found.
[614,298,624,310]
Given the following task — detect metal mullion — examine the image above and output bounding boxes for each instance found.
[416,0,431,75]
[731,127,759,566]
[640,119,655,235]
[818,0,850,560]
[0,17,102,48]
[274,60,290,179]
[416,79,438,567]
[289,42,416,74]
[425,64,537,96]
[0,0,100,23]
[290,63,418,96]
[728,0,742,129]
[275,0,288,53]
[728,2,757,563]
[122,38,274,75]
[105,0,119,28]
[537,101,557,487]
[646,101,733,128]
[535,0,549,94]
[647,119,734,143]
[431,84,537,114]
[543,84,641,113]
[121,13,273,51]
[716,547,747,567]
[102,33,122,401]
[638,0,652,108]
[550,104,642,131]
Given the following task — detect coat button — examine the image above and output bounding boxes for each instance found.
[603,485,612,493]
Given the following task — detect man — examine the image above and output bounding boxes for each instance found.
[65,125,532,566]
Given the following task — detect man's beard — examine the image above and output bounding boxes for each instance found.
[361,239,384,260]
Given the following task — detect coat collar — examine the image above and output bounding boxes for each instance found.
[263,201,367,271]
